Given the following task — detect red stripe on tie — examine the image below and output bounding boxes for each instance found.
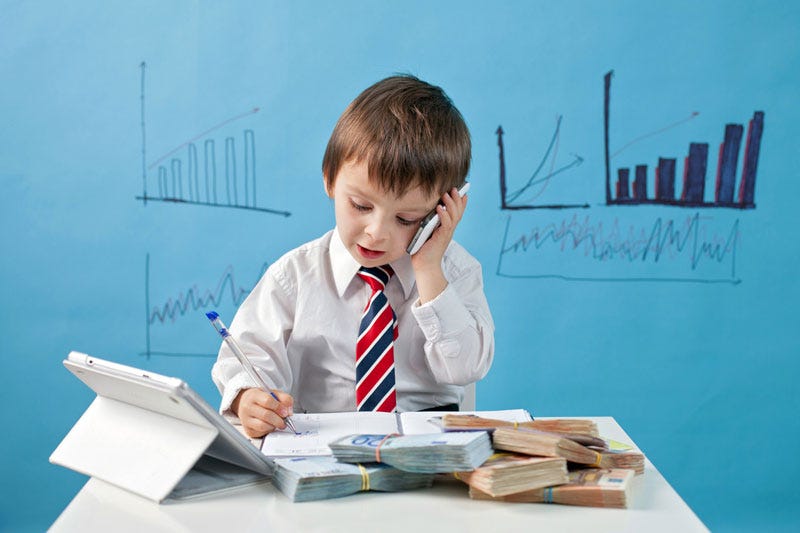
[356,305,393,356]
[374,390,396,413]
[356,346,395,400]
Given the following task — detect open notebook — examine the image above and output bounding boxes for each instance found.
[261,409,532,457]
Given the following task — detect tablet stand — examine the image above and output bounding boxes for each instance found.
[51,395,220,502]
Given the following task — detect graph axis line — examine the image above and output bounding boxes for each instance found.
[135,195,291,217]
[494,272,742,284]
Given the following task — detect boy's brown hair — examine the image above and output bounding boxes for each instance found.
[322,74,471,197]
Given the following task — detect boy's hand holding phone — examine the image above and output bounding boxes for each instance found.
[409,185,469,304]
[233,387,295,438]
[407,183,470,255]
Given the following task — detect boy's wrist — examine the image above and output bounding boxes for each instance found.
[230,388,249,417]
[415,266,447,304]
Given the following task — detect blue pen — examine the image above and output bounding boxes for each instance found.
[206,311,298,434]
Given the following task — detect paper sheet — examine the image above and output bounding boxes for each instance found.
[260,412,399,456]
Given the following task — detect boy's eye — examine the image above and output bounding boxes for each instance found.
[350,200,370,212]
[396,217,417,227]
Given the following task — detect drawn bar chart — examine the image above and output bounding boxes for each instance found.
[604,71,764,209]
[136,62,290,217]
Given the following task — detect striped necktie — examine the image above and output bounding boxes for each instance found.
[355,265,398,412]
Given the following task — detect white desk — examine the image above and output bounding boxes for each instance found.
[50,417,708,532]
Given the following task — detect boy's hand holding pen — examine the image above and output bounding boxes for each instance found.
[206,311,298,436]
[232,387,295,438]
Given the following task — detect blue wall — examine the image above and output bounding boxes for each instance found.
[2,1,798,530]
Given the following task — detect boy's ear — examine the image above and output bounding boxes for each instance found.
[323,174,334,198]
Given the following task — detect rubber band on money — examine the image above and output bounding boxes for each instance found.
[543,487,553,504]
[590,452,603,467]
[357,464,370,491]
[375,433,399,463]
[453,472,461,481]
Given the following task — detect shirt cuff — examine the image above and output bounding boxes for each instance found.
[411,283,472,342]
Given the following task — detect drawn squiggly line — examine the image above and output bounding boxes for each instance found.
[500,213,739,277]
[148,261,268,325]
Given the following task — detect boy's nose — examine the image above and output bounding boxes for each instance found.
[365,217,389,241]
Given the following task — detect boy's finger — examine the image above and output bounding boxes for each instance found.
[251,390,281,411]
[441,188,458,207]
[243,416,278,438]
[245,400,286,430]
[436,204,453,228]
[274,391,294,410]
[260,408,287,430]
[266,391,294,417]
[442,188,465,219]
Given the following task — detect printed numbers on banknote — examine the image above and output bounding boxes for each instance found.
[349,435,387,447]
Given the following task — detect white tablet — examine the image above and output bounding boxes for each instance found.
[52,351,273,501]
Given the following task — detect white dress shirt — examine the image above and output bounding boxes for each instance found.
[211,228,494,417]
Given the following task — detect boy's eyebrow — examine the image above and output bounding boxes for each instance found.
[396,205,433,216]
[345,183,435,214]
[342,184,376,201]
[392,195,438,216]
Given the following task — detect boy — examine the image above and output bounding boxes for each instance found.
[212,74,494,437]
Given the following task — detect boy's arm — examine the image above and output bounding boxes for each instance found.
[211,267,295,422]
[411,249,495,386]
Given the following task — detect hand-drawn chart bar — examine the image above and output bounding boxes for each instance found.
[604,71,763,209]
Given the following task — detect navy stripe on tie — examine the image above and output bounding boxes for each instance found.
[359,368,396,411]
[356,322,393,377]
[360,266,391,288]
[360,296,392,334]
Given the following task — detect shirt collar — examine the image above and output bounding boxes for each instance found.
[330,228,416,299]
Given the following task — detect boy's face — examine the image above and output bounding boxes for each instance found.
[327,160,439,268]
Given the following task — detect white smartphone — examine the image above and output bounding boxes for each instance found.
[406,182,470,255]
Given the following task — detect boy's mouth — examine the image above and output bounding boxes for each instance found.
[357,244,385,260]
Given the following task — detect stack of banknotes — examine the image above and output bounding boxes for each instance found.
[267,415,644,507]
[272,456,434,502]
[439,414,599,437]
[329,432,493,473]
[453,453,568,497]
[492,427,645,475]
[469,467,636,508]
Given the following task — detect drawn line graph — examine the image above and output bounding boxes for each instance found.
[610,111,701,159]
[497,116,588,210]
[146,107,261,172]
[142,253,268,358]
[136,61,291,217]
[496,212,740,283]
